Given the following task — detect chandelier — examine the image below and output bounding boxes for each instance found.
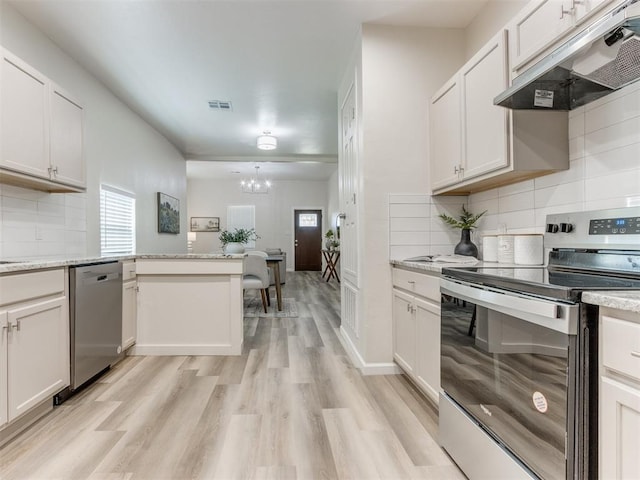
[241,165,271,194]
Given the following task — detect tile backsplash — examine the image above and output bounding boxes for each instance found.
[0,184,87,260]
[389,194,469,260]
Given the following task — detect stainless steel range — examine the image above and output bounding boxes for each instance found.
[439,207,640,480]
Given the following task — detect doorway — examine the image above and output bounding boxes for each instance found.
[294,209,322,271]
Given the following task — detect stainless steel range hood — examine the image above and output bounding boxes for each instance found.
[495,0,640,110]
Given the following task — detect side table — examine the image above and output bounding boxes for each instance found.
[322,249,340,283]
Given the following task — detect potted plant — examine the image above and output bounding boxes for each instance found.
[325,229,335,250]
[219,228,259,254]
[438,205,487,257]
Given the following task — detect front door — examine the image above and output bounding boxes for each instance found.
[294,209,322,271]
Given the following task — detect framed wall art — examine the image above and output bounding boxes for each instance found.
[190,216,220,232]
[157,192,180,234]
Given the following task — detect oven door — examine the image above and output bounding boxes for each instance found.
[440,277,580,480]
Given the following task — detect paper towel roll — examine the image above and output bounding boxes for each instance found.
[498,235,515,264]
[482,235,498,262]
[514,234,544,265]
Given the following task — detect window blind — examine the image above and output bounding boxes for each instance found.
[100,185,136,256]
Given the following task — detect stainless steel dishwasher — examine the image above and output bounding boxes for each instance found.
[67,261,123,393]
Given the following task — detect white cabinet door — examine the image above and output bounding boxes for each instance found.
[509,0,573,73]
[430,76,461,191]
[600,377,640,479]
[0,311,7,428]
[393,289,416,374]
[0,52,50,179]
[122,281,137,350]
[574,0,611,23]
[414,296,440,404]
[7,296,69,422]
[50,86,85,188]
[461,30,510,181]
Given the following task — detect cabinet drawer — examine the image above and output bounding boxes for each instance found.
[0,268,65,306]
[122,261,136,281]
[392,268,440,302]
[602,314,640,382]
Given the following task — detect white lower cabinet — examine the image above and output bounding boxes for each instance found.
[122,260,137,351]
[0,268,69,431]
[122,281,137,350]
[393,289,416,375]
[599,307,640,479]
[392,266,441,404]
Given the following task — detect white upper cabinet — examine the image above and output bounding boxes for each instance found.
[430,29,569,195]
[510,0,625,77]
[1,52,50,180]
[430,77,461,190]
[461,31,510,181]
[0,49,85,192]
[509,0,573,74]
[50,85,85,188]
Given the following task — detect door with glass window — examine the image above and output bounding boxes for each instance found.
[294,210,322,271]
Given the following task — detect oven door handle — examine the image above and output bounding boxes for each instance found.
[441,278,578,335]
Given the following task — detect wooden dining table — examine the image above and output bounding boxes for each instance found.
[265,255,284,311]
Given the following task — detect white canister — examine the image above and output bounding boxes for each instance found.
[482,235,498,262]
[498,235,515,264]
[514,234,544,265]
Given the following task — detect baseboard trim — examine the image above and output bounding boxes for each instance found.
[337,326,402,376]
[128,343,241,356]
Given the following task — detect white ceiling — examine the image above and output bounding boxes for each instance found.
[9,0,488,181]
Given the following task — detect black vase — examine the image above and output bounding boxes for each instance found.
[454,229,478,257]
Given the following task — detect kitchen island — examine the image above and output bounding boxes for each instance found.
[130,254,245,356]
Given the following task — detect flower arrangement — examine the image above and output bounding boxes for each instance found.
[324,229,340,250]
[219,228,259,246]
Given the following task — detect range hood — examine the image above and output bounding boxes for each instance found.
[495,0,640,110]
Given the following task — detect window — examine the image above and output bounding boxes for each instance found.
[100,185,136,256]
[227,205,256,248]
[298,213,318,227]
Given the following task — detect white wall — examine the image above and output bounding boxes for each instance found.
[0,2,187,259]
[342,24,466,366]
[470,82,640,250]
[187,178,330,269]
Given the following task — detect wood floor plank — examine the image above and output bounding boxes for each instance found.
[363,375,452,467]
[253,465,297,480]
[322,408,381,480]
[208,414,262,479]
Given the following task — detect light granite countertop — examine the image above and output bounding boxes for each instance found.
[390,259,518,274]
[582,291,640,314]
[0,253,244,275]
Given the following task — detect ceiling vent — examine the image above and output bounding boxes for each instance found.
[208,100,233,111]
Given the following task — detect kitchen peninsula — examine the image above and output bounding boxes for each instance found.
[130,254,245,356]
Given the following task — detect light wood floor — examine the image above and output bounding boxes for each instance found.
[0,272,464,480]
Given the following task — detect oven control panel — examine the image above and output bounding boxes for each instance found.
[545,207,640,250]
[589,216,640,235]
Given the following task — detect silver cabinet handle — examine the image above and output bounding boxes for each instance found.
[9,320,20,331]
[407,280,415,284]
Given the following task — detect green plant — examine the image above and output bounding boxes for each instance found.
[219,228,259,246]
[325,229,335,239]
[438,205,487,230]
